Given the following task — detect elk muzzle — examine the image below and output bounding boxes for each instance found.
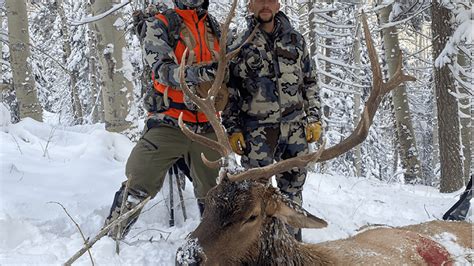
[176,238,206,266]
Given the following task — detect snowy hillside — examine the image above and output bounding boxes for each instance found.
[0,110,472,265]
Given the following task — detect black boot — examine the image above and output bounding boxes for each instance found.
[104,184,148,240]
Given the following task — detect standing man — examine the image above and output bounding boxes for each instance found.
[104,0,223,240]
[222,0,322,241]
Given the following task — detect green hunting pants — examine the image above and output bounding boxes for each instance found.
[125,125,220,200]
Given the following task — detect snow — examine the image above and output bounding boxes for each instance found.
[434,1,473,68]
[0,112,472,265]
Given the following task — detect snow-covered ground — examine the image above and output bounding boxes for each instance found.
[0,110,472,265]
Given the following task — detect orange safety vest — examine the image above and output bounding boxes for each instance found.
[152,9,220,123]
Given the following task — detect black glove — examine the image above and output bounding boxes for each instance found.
[185,62,218,86]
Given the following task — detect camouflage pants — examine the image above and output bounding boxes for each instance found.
[126,123,220,200]
[105,122,220,239]
[241,123,308,205]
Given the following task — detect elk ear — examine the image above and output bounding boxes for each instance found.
[265,191,328,229]
[275,203,328,229]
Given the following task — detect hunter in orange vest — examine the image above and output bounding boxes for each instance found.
[104,0,223,240]
[151,6,222,123]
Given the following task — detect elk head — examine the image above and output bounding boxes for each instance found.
[174,2,416,264]
[176,178,328,265]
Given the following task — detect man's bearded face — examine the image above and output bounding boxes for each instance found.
[249,0,280,24]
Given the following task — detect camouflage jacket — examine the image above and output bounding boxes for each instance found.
[142,9,220,132]
[143,9,218,88]
[222,12,321,134]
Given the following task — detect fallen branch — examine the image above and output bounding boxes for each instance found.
[64,196,151,266]
[128,228,172,242]
[48,201,94,266]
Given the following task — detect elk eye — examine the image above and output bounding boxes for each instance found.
[221,221,232,228]
[245,214,258,224]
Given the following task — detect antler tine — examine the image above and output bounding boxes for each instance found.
[179,48,208,111]
[315,11,415,162]
[225,26,260,61]
[178,113,228,156]
[361,12,383,92]
[229,141,327,182]
[208,0,240,99]
[201,153,222,169]
[178,50,232,159]
[384,52,416,92]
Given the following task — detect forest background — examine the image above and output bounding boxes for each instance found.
[0,0,473,264]
[2,0,472,191]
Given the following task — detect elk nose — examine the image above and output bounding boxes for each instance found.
[176,246,203,266]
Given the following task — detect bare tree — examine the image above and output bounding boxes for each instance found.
[57,0,83,124]
[306,0,317,58]
[431,0,464,193]
[457,52,472,182]
[0,8,3,67]
[85,1,103,124]
[91,0,133,132]
[5,0,43,121]
[379,3,421,184]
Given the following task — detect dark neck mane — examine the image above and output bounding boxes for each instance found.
[237,218,334,265]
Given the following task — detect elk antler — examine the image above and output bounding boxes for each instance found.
[315,12,416,162]
[226,12,416,182]
[178,0,257,171]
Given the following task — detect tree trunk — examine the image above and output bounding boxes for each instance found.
[432,86,440,177]
[457,51,472,182]
[0,9,3,66]
[307,0,317,58]
[431,0,464,193]
[5,0,43,121]
[379,4,421,184]
[85,1,103,124]
[91,0,133,132]
[323,8,333,85]
[57,0,83,124]
[471,102,474,178]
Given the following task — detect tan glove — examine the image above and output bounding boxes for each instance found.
[229,132,246,155]
[305,122,322,143]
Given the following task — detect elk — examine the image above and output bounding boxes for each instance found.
[174,1,473,265]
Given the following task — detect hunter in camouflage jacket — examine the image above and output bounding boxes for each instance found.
[223,11,321,133]
[222,12,322,239]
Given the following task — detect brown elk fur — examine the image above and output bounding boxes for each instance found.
[176,180,473,265]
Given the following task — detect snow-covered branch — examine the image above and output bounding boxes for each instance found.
[70,1,130,26]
